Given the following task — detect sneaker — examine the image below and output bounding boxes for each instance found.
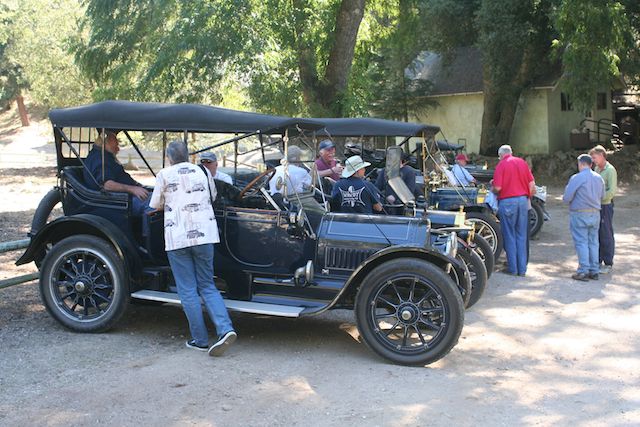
[208,331,237,357]
[185,339,208,352]
[588,273,599,280]
[571,273,589,282]
[599,265,612,274]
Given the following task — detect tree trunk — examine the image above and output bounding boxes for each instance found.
[479,48,535,155]
[16,95,30,127]
[294,0,365,116]
[320,0,366,115]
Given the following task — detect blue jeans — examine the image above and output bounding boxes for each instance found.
[569,212,600,274]
[599,203,615,266]
[167,244,234,347]
[498,196,529,275]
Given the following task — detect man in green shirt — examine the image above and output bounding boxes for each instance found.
[589,145,617,274]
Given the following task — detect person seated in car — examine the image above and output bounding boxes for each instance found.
[83,129,149,215]
[450,153,476,187]
[331,155,382,214]
[269,146,312,196]
[199,152,233,185]
[374,151,416,204]
[315,139,343,182]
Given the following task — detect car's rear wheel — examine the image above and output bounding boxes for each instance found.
[39,235,129,332]
[466,212,503,259]
[355,258,464,365]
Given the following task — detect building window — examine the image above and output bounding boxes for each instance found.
[561,92,573,111]
[597,92,607,110]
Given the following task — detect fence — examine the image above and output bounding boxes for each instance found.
[0,239,38,290]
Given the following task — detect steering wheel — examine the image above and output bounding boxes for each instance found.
[238,168,277,199]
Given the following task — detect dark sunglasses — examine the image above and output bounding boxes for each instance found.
[201,160,213,164]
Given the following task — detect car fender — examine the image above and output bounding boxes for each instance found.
[16,214,141,278]
[307,245,466,314]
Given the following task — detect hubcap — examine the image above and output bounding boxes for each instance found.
[370,277,449,354]
[50,249,116,322]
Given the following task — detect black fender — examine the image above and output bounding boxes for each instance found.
[16,214,141,279]
[462,204,495,216]
[305,245,466,314]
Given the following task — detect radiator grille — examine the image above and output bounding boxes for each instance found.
[325,247,376,270]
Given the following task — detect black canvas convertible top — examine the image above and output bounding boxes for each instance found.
[49,101,324,134]
[317,117,440,137]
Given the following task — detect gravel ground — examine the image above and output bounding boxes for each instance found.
[0,167,639,426]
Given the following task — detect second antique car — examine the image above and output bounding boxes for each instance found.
[17,101,469,366]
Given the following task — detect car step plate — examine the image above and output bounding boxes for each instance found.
[130,290,304,317]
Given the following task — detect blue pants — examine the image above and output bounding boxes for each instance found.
[569,212,600,274]
[167,244,234,347]
[599,203,615,266]
[499,196,529,275]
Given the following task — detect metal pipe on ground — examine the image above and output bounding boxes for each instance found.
[0,239,30,253]
[0,273,39,290]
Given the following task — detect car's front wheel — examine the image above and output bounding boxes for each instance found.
[39,235,129,332]
[355,258,464,365]
[529,201,544,238]
[466,212,503,259]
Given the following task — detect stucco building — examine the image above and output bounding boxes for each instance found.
[410,47,615,154]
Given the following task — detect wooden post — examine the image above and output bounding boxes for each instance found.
[16,95,30,127]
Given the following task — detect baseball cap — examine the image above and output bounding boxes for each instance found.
[200,152,217,162]
[319,139,335,151]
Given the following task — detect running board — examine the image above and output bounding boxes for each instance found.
[130,290,304,318]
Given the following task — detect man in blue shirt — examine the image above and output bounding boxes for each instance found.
[375,152,416,203]
[562,154,605,281]
[83,129,149,215]
[331,155,382,214]
[451,153,476,187]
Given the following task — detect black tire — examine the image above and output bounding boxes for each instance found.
[39,234,129,332]
[30,188,62,236]
[466,212,503,259]
[355,258,464,366]
[457,247,487,309]
[529,201,544,238]
[469,234,495,278]
[453,251,472,308]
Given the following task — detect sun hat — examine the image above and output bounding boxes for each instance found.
[342,155,371,178]
[455,153,469,162]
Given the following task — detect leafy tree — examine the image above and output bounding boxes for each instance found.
[554,0,640,111]
[78,0,372,117]
[1,0,92,110]
[424,0,640,155]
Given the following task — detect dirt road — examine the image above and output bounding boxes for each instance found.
[0,168,639,426]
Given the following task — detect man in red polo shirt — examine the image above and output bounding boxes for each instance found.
[492,144,536,276]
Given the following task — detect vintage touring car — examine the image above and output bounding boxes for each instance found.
[17,101,472,365]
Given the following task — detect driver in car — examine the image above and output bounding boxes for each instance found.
[269,146,312,196]
[331,155,382,214]
[83,129,149,215]
[374,151,416,203]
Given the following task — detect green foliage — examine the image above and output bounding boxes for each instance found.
[554,0,640,111]
[1,0,92,108]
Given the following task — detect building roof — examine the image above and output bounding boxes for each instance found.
[409,46,561,97]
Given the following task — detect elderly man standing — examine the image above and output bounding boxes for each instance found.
[315,139,343,181]
[492,145,536,276]
[149,140,236,356]
[589,145,618,274]
[563,154,605,281]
